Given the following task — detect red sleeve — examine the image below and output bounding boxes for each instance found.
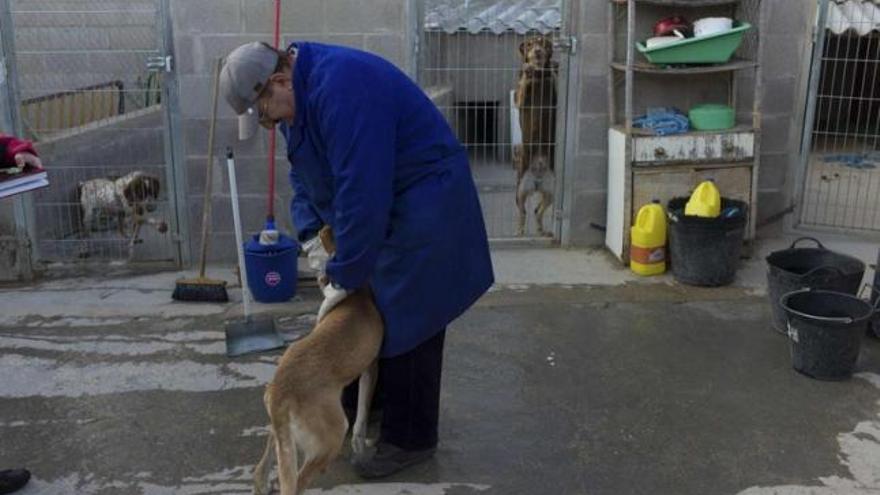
[0,134,38,168]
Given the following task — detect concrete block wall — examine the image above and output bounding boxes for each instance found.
[171,0,410,263]
[170,0,813,257]
[567,0,612,246]
[565,0,814,245]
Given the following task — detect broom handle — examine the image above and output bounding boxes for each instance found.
[227,148,252,318]
[198,58,222,278]
[266,0,281,221]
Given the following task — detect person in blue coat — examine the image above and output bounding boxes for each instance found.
[220,41,494,477]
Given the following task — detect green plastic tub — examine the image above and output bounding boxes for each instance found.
[637,22,752,65]
[689,104,735,131]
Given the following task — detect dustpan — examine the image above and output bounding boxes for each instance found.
[224,148,285,357]
[225,314,283,357]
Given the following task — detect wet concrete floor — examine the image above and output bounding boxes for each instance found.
[2,284,880,494]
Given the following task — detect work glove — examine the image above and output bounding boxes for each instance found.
[302,235,329,274]
[317,281,351,323]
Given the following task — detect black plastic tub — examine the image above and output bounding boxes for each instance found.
[667,197,748,287]
[766,238,865,334]
[781,289,874,381]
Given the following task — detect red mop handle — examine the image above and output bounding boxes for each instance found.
[267,0,281,220]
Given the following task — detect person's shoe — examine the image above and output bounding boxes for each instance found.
[352,442,435,479]
[0,469,30,494]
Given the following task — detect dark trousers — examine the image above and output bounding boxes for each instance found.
[342,329,446,451]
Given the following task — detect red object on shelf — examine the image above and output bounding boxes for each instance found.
[653,16,691,37]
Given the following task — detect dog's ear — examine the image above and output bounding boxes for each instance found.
[123,175,158,203]
[146,176,161,198]
[518,39,528,58]
[122,177,140,204]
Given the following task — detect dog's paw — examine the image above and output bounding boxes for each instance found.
[352,433,368,457]
[252,475,272,495]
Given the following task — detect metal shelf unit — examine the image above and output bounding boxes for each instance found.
[605,0,764,263]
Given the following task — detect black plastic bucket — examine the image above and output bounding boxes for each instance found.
[766,238,865,334]
[781,289,875,381]
[667,197,748,287]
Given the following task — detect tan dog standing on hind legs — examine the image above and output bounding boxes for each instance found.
[253,227,384,495]
[514,35,558,237]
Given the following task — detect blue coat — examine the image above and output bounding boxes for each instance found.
[280,42,494,358]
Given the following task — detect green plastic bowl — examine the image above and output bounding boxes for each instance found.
[689,104,735,131]
[637,22,752,65]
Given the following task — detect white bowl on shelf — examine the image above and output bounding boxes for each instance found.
[693,17,734,38]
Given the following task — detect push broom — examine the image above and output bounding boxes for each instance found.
[172,58,229,302]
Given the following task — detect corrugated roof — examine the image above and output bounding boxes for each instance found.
[827,0,880,35]
[424,0,562,34]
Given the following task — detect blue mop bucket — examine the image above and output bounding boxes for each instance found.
[243,233,300,303]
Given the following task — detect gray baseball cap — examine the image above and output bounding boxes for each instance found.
[219,41,279,139]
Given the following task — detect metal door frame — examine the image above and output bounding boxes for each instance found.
[0,0,190,269]
[794,0,828,232]
[158,0,191,268]
[557,0,579,247]
[411,0,579,246]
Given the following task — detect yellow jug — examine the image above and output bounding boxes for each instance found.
[630,202,666,276]
[685,180,721,218]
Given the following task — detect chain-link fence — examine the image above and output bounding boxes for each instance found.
[9,0,180,264]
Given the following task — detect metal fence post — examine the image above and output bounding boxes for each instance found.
[794,0,829,230]
[0,0,35,280]
[158,0,191,268]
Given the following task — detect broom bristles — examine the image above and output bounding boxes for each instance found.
[172,278,229,303]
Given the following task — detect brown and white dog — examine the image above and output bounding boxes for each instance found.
[253,227,384,495]
[77,171,168,254]
[514,35,558,237]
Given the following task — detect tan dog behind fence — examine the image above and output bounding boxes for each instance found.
[514,35,558,237]
[253,226,384,495]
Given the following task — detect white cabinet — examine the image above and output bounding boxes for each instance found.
[606,127,757,262]
[631,131,755,165]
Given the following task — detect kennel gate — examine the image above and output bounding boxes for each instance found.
[5,0,186,266]
[798,0,880,234]
[417,0,574,241]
